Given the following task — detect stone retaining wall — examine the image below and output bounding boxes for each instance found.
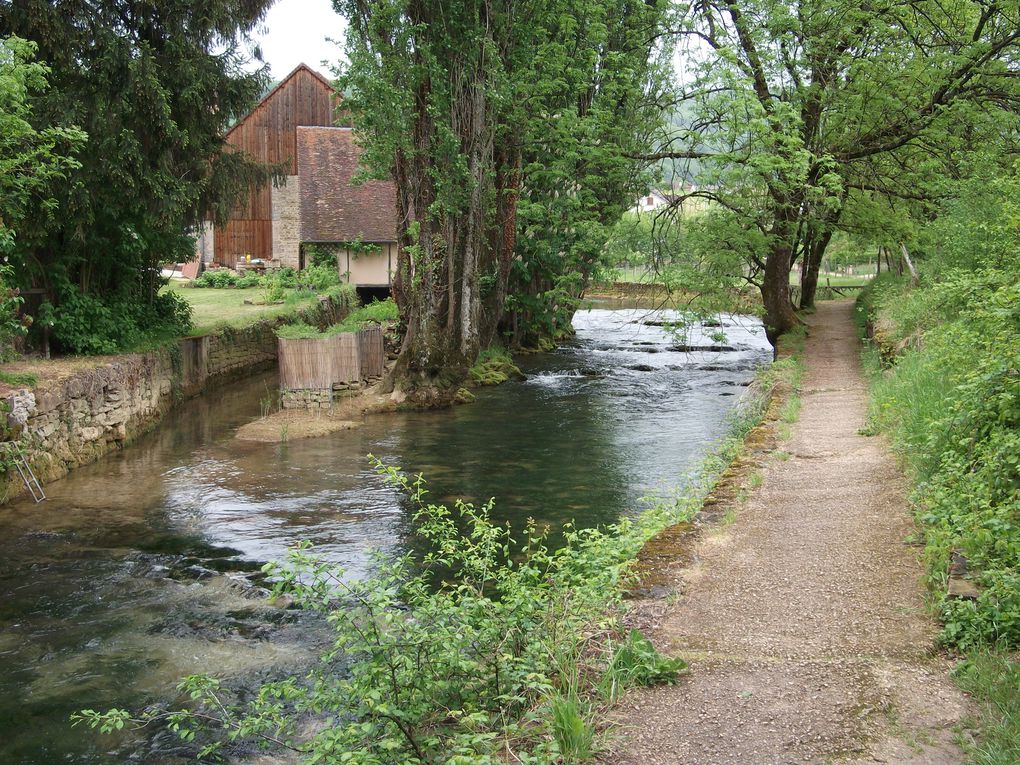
[1,313,314,504]
[280,374,384,410]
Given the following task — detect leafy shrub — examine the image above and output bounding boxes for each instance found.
[76,461,697,761]
[297,263,341,291]
[235,273,261,289]
[332,298,400,333]
[322,283,359,314]
[0,264,28,360]
[860,269,1020,648]
[352,298,398,324]
[42,286,192,355]
[191,270,238,288]
[302,243,340,269]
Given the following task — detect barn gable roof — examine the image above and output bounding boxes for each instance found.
[224,63,335,141]
[297,127,398,243]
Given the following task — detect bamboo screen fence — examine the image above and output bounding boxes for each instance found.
[278,326,385,390]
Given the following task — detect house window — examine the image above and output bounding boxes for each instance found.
[646,196,654,205]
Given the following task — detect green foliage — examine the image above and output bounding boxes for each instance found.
[274,322,323,340]
[1,1,275,355]
[322,284,359,315]
[654,1,1020,334]
[40,285,192,355]
[953,651,1020,765]
[341,298,399,328]
[79,461,693,761]
[301,242,341,268]
[605,629,688,690]
[858,170,1020,648]
[191,270,253,289]
[276,299,398,339]
[0,264,28,359]
[0,369,36,387]
[336,0,668,386]
[298,263,342,291]
[548,694,595,763]
[468,347,524,387]
[0,36,84,257]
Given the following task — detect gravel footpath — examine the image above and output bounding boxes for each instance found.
[602,301,969,764]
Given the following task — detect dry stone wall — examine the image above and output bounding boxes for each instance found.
[1,316,305,504]
[280,375,383,410]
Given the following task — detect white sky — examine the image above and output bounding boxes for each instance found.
[251,0,348,79]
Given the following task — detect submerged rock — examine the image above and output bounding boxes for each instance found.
[671,344,738,353]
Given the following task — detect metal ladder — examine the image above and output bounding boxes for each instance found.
[9,442,45,503]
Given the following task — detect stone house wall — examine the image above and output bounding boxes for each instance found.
[271,176,301,269]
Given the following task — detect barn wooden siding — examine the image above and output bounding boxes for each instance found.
[214,66,337,266]
[278,327,384,390]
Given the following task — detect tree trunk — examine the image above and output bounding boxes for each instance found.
[760,200,802,351]
[387,30,506,407]
[799,229,833,309]
[899,243,919,286]
[761,243,800,351]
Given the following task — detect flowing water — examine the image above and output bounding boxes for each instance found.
[0,304,771,763]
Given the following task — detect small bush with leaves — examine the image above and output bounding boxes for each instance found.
[0,264,28,359]
[40,284,192,355]
[75,458,700,762]
[859,269,1020,649]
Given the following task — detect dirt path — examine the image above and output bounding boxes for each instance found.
[604,301,969,764]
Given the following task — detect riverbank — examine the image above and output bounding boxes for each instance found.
[0,303,326,504]
[858,271,1020,764]
[604,301,969,763]
[62,307,778,762]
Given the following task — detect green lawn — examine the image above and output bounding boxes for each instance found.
[607,266,664,284]
[790,272,873,287]
[168,282,319,335]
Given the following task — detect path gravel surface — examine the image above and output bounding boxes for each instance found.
[603,301,969,764]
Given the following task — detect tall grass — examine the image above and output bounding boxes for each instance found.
[858,269,1020,764]
[953,652,1020,765]
[860,272,1020,648]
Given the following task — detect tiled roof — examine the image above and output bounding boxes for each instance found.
[297,126,398,243]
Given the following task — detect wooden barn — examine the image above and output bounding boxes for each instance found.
[195,63,399,286]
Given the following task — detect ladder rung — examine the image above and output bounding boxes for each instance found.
[7,443,45,503]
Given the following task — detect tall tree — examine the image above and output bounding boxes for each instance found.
[651,0,1020,345]
[0,35,83,258]
[336,0,666,403]
[0,35,84,356]
[0,1,275,353]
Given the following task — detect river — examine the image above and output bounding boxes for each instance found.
[0,304,771,763]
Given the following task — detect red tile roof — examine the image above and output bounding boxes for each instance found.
[296,126,398,243]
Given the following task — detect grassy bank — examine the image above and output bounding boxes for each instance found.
[857,272,1020,764]
[168,281,320,336]
[79,333,801,763]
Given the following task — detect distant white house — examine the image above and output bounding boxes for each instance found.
[631,183,710,217]
[631,189,672,214]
